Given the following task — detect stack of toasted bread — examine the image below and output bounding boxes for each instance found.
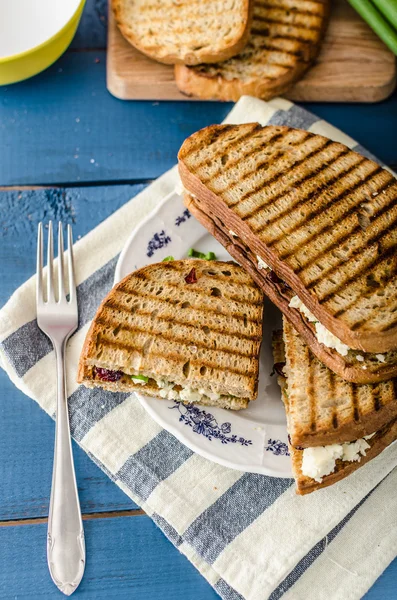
[178,122,397,494]
[112,0,330,101]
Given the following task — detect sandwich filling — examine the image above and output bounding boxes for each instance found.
[289,296,351,356]
[301,433,376,483]
[93,366,239,404]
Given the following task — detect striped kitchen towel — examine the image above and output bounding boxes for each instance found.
[1,96,397,600]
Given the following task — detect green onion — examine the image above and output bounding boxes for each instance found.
[188,248,217,260]
[131,374,149,383]
[372,0,397,30]
[347,0,397,55]
[162,256,174,261]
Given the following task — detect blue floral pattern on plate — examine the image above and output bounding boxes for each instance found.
[146,230,172,257]
[265,439,290,456]
[169,402,253,446]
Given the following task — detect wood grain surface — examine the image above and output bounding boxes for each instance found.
[107,0,396,103]
[0,0,396,597]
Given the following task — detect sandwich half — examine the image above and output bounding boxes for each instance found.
[175,0,329,101]
[179,123,397,384]
[112,0,253,65]
[78,259,264,410]
[272,322,397,494]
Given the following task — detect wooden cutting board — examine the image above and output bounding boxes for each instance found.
[107,0,396,103]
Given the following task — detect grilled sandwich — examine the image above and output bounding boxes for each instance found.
[78,260,264,410]
[179,123,397,384]
[272,324,397,494]
[112,0,253,65]
[174,0,329,101]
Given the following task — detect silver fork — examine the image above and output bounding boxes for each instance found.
[37,222,85,596]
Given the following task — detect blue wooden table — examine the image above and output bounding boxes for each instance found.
[0,2,396,598]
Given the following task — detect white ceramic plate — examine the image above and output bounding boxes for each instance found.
[115,190,292,478]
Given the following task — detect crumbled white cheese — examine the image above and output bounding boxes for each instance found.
[131,377,147,385]
[229,230,238,237]
[356,355,364,362]
[376,354,386,363]
[257,255,270,270]
[289,296,351,356]
[154,379,223,404]
[301,437,371,483]
[362,365,367,370]
[159,388,179,400]
[199,388,221,401]
[289,295,317,322]
[314,323,351,356]
[179,388,203,403]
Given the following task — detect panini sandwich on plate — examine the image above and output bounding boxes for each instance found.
[78,259,264,410]
[112,0,253,65]
[273,318,397,494]
[175,0,330,101]
[178,123,397,384]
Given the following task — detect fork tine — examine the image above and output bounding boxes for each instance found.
[47,221,55,303]
[36,223,44,303]
[58,222,65,302]
[67,224,76,302]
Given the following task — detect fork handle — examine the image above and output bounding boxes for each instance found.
[47,340,85,596]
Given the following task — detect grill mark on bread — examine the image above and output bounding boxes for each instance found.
[254,15,322,31]
[199,130,290,183]
[96,339,256,377]
[373,387,382,412]
[106,296,261,326]
[271,165,383,254]
[256,3,325,19]
[308,351,316,432]
[98,319,260,358]
[205,129,301,191]
[96,318,261,357]
[228,138,332,210]
[245,40,307,57]
[124,276,263,305]
[318,243,397,305]
[352,386,360,422]
[193,124,264,172]
[295,178,397,275]
[254,150,360,235]
[304,190,397,294]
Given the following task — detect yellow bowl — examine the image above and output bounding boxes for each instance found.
[0,0,86,85]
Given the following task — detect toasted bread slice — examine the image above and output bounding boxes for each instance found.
[185,194,397,384]
[175,0,329,100]
[179,124,397,355]
[112,0,253,65]
[272,330,397,494]
[281,318,397,447]
[78,260,264,410]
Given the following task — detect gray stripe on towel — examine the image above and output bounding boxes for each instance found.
[214,579,245,600]
[68,386,129,442]
[268,105,318,130]
[269,482,382,600]
[1,255,118,378]
[184,473,293,564]
[152,514,183,547]
[116,430,193,502]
